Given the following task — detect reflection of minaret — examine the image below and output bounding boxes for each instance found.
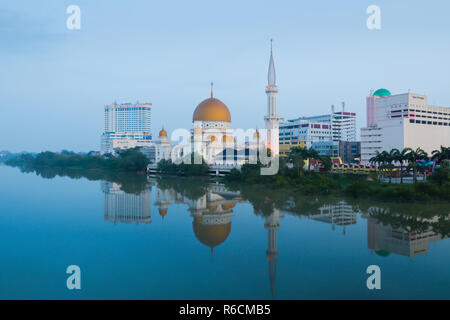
[265,208,281,297]
[264,39,281,156]
[102,182,151,224]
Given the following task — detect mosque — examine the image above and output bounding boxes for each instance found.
[154,41,280,167]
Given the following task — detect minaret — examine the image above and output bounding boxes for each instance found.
[265,208,280,297]
[264,39,281,156]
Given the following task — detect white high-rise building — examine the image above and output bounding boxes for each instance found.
[360,89,450,163]
[101,102,152,154]
[265,40,281,157]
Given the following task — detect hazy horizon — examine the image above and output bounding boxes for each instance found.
[1,0,449,152]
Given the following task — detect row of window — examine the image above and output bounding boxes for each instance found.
[409,119,449,126]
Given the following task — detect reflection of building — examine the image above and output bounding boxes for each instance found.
[102,182,151,224]
[265,208,282,297]
[153,182,244,258]
[101,102,152,154]
[309,201,356,235]
[365,215,444,257]
[188,185,242,259]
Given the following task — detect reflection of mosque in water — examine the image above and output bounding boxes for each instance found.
[154,182,282,296]
[102,182,152,224]
[155,184,245,258]
[364,214,446,258]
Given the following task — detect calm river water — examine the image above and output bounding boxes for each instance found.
[0,164,449,299]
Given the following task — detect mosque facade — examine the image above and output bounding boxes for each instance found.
[153,42,279,167]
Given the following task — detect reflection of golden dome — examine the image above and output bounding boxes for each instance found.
[193,221,231,248]
[208,205,218,212]
[159,127,167,137]
[193,97,231,122]
[159,208,167,219]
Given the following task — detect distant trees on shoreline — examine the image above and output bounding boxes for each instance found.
[5,148,150,173]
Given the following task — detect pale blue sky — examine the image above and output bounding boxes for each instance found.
[1,0,449,152]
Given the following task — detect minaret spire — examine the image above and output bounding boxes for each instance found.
[264,39,281,157]
[268,39,276,86]
[210,82,214,98]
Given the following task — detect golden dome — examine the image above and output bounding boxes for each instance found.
[193,94,231,122]
[221,203,235,211]
[159,127,167,137]
[193,221,231,248]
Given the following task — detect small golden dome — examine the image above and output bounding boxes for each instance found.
[210,135,216,142]
[193,221,231,249]
[159,127,167,137]
[222,135,234,143]
[221,203,235,211]
[193,98,231,122]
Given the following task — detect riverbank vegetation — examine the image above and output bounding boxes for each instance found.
[225,146,450,202]
[6,148,149,173]
[156,153,209,176]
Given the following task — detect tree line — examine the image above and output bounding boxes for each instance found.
[369,146,449,183]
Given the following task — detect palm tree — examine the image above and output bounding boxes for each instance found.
[431,146,450,163]
[369,151,383,181]
[391,148,409,184]
[379,150,390,181]
[386,149,399,183]
[405,147,428,182]
[288,147,306,177]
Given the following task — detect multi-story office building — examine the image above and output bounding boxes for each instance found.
[299,109,356,142]
[279,119,332,156]
[279,108,357,159]
[339,141,361,163]
[361,89,450,163]
[100,102,152,154]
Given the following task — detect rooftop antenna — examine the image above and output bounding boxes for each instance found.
[331,104,335,114]
[342,102,345,113]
